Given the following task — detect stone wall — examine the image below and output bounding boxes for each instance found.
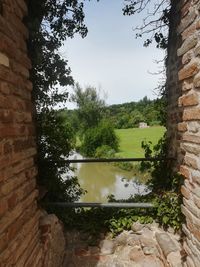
[0,1,65,266]
[167,0,200,266]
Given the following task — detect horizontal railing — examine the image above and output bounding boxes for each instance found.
[48,202,154,208]
[51,157,174,164]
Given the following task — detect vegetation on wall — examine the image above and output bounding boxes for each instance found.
[26,0,89,202]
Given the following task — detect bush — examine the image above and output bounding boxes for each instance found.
[95,145,116,158]
[154,192,184,230]
[81,120,119,157]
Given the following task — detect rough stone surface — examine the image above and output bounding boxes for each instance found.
[99,240,115,255]
[177,35,198,56]
[131,221,144,233]
[64,224,184,267]
[155,233,179,257]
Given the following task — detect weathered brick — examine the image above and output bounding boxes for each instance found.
[0,52,9,67]
[187,121,200,133]
[3,141,12,154]
[0,110,13,123]
[178,122,187,132]
[194,195,200,209]
[184,198,200,218]
[181,185,191,199]
[179,93,199,107]
[181,143,200,155]
[181,1,191,18]
[184,155,199,169]
[182,50,193,65]
[182,22,197,40]
[177,35,198,57]
[178,62,199,81]
[0,81,10,95]
[183,133,200,145]
[0,232,8,253]
[194,45,200,57]
[17,232,41,267]
[193,73,200,88]
[182,79,193,91]
[0,198,8,217]
[177,9,197,33]
[192,186,200,199]
[192,170,200,185]
[7,192,18,210]
[11,60,29,78]
[16,0,28,15]
[183,108,200,121]
[179,165,191,179]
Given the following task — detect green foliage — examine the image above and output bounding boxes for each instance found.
[57,190,183,237]
[26,0,88,203]
[140,133,183,192]
[104,97,164,129]
[154,192,184,230]
[122,0,170,49]
[67,96,165,131]
[95,145,116,158]
[81,120,119,157]
[37,110,85,202]
[71,84,105,133]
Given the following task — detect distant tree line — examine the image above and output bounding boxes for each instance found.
[103,96,165,129]
[64,95,165,132]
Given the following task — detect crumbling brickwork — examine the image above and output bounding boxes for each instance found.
[167,0,200,266]
[0,1,65,266]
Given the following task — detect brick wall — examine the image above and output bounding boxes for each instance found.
[0,1,65,266]
[167,0,200,266]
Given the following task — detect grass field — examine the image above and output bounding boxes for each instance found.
[115,126,166,158]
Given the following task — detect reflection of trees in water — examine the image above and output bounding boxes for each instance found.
[121,177,149,196]
[73,162,149,202]
[77,163,116,202]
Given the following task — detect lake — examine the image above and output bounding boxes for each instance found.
[69,153,149,203]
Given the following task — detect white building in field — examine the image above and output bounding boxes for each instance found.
[139,122,149,128]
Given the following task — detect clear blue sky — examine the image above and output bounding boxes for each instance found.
[61,0,165,108]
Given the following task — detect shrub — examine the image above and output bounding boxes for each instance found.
[95,145,116,158]
[81,120,119,157]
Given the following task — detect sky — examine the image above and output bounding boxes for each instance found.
[61,0,165,109]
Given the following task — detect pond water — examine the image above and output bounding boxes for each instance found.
[69,153,150,203]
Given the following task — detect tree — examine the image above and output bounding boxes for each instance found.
[81,120,119,157]
[129,110,145,127]
[123,1,171,127]
[71,84,105,132]
[26,0,88,202]
[123,0,170,49]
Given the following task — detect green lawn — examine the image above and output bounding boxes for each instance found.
[115,126,166,158]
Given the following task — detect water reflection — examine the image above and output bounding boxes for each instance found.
[70,153,149,203]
